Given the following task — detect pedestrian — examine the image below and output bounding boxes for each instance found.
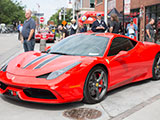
[21,10,36,52]
[109,14,121,34]
[70,19,77,35]
[19,24,23,41]
[66,22,72,35]
[146,18,155,42]
[58,25,69,40]
[17,21,21,40]
[91,13,107,32]
[126,19,138,39]
[0,24,2,33]
[78,23,87,33]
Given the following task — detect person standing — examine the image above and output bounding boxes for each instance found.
[17,21,21,40]
[19,24,23,41]
[146,18,155,42]
[58,25,69,40]
[78,23,87,33]
[66,22,72,35]
[109,14,121,34]
[70,19,77,35]
[126,19,138,39]
[21,10,36,52]
[91,13,107,32]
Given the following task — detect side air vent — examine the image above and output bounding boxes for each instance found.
[0,81,7,90]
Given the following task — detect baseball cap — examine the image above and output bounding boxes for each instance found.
[130,19,133,22]
[96,13,101,16]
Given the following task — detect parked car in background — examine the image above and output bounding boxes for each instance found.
[35,30,55,43]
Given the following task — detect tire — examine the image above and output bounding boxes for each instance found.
[152,53,160,80]
[83,66,108,104]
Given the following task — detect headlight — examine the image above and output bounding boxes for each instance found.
[47,61,81,80]
[36,61,81,80]
[0,64,8,72]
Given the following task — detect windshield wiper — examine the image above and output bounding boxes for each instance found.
[50,52,70,55]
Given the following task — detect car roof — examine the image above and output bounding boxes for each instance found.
[82,32,138,43]
[84,32,115,39]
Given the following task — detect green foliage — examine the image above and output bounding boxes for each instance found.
[0,0,25,24]
[49,8,72,25]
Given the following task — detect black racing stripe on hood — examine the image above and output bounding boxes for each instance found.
[23,54,49,69]
[34,55,61,69]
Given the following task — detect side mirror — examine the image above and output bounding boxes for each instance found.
[42,46,51,53]
[112,51,129,60]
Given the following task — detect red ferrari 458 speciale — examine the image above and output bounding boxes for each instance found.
[0,33,160,104]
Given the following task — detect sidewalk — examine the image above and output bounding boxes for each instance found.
[123,97,160,120]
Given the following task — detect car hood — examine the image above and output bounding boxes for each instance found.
[7,51,96,77]
[41,33,48,35]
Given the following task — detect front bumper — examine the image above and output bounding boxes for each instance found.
[0,72,83,104]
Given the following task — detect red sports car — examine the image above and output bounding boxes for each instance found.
[35,30,55,43]
[0,33,160,104]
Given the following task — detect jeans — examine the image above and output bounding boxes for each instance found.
[23,39,35,52]
[146,37,154,42]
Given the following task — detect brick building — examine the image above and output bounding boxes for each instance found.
[73,0,95,15]
[95,0,160,42]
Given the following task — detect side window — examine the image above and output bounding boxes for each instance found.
[108,37,137,56]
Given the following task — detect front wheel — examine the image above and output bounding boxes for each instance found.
[83,66,108,104]
[152,53,160,80]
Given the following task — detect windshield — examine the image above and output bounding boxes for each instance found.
[50,34,109,56]
[39,30,49,33]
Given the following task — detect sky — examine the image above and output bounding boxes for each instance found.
[13,0,71,23]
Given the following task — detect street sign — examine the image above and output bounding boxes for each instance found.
[40,17,44,23]
[34,13,44,16]
[62,20,67,26]
[124,0,131,15]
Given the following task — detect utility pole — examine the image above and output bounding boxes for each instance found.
[73,1,75,19]
[64,7,66,21]
[61,7,66,21]
[104,0,108,25]
[123,0,125,35]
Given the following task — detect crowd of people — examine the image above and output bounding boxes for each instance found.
[57,13,156,44]
[57,13,138,40]
[57,19,87,40]
[20,9,156,52]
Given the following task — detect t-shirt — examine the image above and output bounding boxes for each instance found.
[22,18,36,39]
[110,21,120,34]
[146,23,154,38]
[128,25,135,34]
[61,28,69,38]
[19,26,23,33]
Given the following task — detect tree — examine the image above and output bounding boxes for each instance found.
[49,8,72,25]
[0,0,25,24]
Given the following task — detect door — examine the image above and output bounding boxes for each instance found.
[107,37,142,89]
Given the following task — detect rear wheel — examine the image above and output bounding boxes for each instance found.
[83,66,108,104]
[152,53,160,80]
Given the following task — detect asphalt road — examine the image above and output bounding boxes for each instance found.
[0,33,160,120]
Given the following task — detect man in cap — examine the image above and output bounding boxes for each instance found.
[126,19,137,39]
[91,13,107,32]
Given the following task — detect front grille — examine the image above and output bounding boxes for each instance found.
[23,88,57,99]
[0,81,7,90]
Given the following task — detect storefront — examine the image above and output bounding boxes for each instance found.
[145,4,160,42]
